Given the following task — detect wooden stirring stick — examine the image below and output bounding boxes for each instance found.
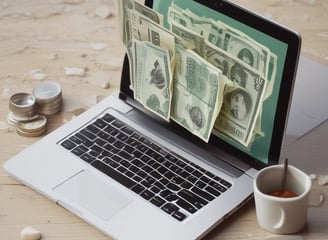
[279,158,288,196]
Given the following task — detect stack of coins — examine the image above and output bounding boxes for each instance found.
[9,93,37,121]
[8,93,48,137]
[16,115,48,137]
[32,81,63,116]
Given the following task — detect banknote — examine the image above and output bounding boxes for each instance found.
[181,8,227,48]
[214,69,266,146]
[132,40,172,121]
[126,40,136,89]
[204,38,267,146]
[222,31,269,79]
[117,0,163,46]
[116,0,134,45]
[205,40,270,141]
[134,1,163,25]
[168,4,213,37]
[171,45,225,142]
[170,21,206,57]
[130,12,176,63]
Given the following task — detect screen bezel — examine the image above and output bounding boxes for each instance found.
[119,0,301,169]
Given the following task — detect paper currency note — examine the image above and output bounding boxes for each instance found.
[171,45,225,142]
[130,12,176,63]
[170,21,206,57]
[133,40,172,121]
[223,31,269,78]
[214,71,266,146]
[117,0,163,46]
[134,1,163,25]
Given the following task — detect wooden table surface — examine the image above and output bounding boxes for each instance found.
[1,0,327,239]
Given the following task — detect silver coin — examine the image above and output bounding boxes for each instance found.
[37,98,63,111]
[9,111,40,122]
[32,81,62,103]
[9,92,36,114]
[17,115,47,133]
[37,102,63,116]
[16,126,47,137]
[7,112,18,126]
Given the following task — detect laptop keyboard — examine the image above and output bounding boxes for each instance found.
[60,113,232,221]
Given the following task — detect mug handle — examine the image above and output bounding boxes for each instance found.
[308,193,325,208]
[273,208,285,230]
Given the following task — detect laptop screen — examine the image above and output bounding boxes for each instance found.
[119,0,301,168]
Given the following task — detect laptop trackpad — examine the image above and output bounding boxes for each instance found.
[53,170,132,220]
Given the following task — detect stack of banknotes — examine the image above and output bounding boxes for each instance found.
[117,0,277,147]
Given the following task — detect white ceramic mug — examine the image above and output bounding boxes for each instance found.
[254,164,324,234]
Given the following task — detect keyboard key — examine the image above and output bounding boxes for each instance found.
[167,182,181,192]
[69,135,83,145]
[81,129,97,140]
[61,139,76,150]
[195,180,206,189]
[140,189,154,200]
[87,124,101,134]
[191,186,215,202]
[205,186,221,197]
[71,145,88,156]
[121,126,134,135]
[131,183,145,194]
[91,160,136,189]
[161,203,179,215]
[220,179,232,188]
[112,119,125,129]
[172,210,187,221]
[102,113,115,123]
[150,185,161,194]
[103,158,119,168]
[75,133,93,147]
[209,181,227,193]
[178,189,208,209]
[150,196,165,207]
[94,119,107,129]
[80,153,96,163]
[176,198,197,214]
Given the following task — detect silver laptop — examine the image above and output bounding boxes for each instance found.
[3,0,301,239]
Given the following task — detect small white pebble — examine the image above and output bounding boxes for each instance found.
[48,53,58,60]
[64,67,85,77]
[95,56,122,70]
[21,226,41,240]
[309,174,317,180]
[318,175,328,186]
[91,42,108,51]
[95,5,112,19]
[89,71,111,89]
[25,69,47,81]
[81,95,98,108]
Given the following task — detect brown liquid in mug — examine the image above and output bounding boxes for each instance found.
[269,189,298,198]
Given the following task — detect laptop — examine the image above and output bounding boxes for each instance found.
[3,0,301,239]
